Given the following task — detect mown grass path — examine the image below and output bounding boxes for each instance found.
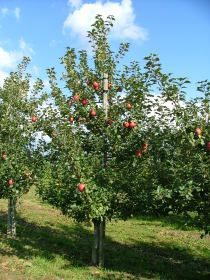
[0,189,209,280]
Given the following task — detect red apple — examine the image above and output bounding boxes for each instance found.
[2,154,6,160]
[93,81,99,88]
[25,172,30,178]
[90,109,96,117]
[142,143,148,151]
[117,87,123,92]
[123,122,129,128]
[108,120,113,126]
[136,150,142,158]
[78,183,86,192]
[82,99,88,105]
[69,117,74,123]
[126,103,132,110]
[8,179,14,185]
[129,121,136,128]
[94,86,99,92]
[73,95,80,101]
[207,142,210,151]
[195,128,201,135]
[68,99,72,106]
[87,80,91,86]
[32,116,36,123]
[108,83,112,89]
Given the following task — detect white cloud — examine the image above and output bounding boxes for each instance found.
[14,7,20,20]
[68,0,82,9]
[0,47,21,69]
[0,39,35,87]
[0,39,34,71]
[19,38,34,55]
[63,0,148,41]
[0,7,8,17]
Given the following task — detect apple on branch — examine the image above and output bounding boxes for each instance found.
[129,121,136,128]
[82,99,88,105]
[78,183,86,192]
[136,150,142,158]
[32,116,37,123]
[8,179,14,185]
[90,109,96,117]
[195,128,201,135]
[73,95,80,101]
[2,154,7,160]
[123,122,129,128]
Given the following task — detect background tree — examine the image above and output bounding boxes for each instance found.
[0,57,47,237]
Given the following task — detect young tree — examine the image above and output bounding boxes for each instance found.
[0,58,47,237]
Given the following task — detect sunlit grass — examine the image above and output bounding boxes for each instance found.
[0,188,209,280]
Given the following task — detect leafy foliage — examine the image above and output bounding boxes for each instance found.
[0,57,47,200]
[37,15,209,234]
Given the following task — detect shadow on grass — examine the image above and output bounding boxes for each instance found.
[0,211,209,280]
[133,213,203,232]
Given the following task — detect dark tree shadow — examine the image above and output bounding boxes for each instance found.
[133,213,203,232]
[0,211,209,280]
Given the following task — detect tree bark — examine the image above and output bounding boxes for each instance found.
[92,219,106,266]
[7,198,16,237]
[92,219,100,265]
[99,219,105,267]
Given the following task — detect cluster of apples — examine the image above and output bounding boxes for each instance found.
[68,83,143,192]
[92,81,100,91]
[67,81,125,126]
[67,82,100,122]
[123,103,136,129]
[136,143,148,158]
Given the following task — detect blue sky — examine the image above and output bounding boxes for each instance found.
[0,0,209,98]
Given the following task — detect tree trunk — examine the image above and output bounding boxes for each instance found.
[92,219,106,266]
[7,198,16,237]
[92,219,100,265]
[91,73,108,266]
[99,219,105,267]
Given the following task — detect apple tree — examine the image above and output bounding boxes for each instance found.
[0,57,47,237]
[117,66,210,235]
[37,14,209,267]
[35,15,170,265]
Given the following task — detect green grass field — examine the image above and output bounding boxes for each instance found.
[0,188,209,280]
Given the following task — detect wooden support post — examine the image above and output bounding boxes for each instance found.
[92,73,109,266]
[103,73,108,118]
[98,73,109,266]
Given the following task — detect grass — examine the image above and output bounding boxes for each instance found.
[0,188,209,280]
